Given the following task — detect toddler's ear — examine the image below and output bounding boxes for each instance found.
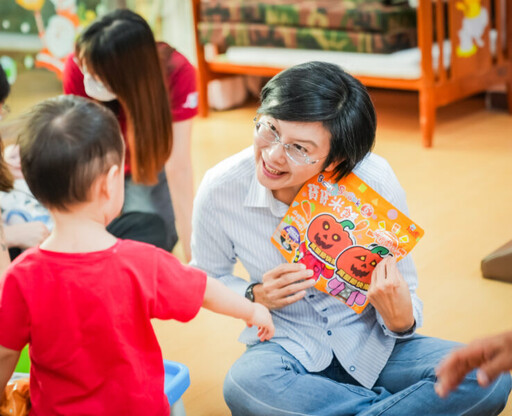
[105,164,121,199]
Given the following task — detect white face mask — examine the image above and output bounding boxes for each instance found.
[83,73,117,102]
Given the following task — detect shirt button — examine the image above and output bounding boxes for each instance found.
[327,330,332,336]
[309,294,315,299]
[323,317,328,323]
[322,308,328,312]
[381,324,386,329]
[350,366,356,372]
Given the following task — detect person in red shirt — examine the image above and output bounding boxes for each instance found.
[0,95,274,415]
[62,9,199,261]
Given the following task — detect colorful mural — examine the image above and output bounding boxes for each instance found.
[0,0,101,80]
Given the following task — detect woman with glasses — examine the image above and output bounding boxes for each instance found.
[62,9,198,260]
[190,61,511,415]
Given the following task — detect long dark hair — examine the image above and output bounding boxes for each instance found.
[77,9,172,185]
[258,62,376,180]
[0,65,13,192]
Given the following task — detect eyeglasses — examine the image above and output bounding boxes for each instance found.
[253,117,324,165]
[0,104,10,121]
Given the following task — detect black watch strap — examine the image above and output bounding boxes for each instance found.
[245,283,258,302]
[393,320,416,336]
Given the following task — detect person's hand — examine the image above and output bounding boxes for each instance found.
[435,331,512,398]
[246,303,275,342]
[3,144,23,180]
[367,256,414,333]
[4,222,50,249]
[253,263,316,310]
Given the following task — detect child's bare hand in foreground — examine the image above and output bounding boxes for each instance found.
[246,302,275,342]
[435,331,512,398]
[202,276,275,341]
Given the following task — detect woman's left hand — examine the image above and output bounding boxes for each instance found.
[367,256,414,333]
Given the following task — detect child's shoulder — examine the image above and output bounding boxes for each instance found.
[115,239,180,266]
[115,239,168,255]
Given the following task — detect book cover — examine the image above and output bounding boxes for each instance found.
[271,171,424,314]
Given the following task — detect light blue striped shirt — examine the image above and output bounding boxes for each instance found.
[191,146,423,389]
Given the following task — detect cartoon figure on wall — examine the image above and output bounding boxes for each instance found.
[456,0,489,57]
[36,0,80,75]
[294,213,355,281]
[14,0,94,77]
[328,245,390,307]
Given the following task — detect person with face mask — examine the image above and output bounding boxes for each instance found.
[62,9,198,259]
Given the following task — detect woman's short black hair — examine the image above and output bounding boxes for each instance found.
[0,66,10,104]
[258,61,376,180]
[18,95,124,211]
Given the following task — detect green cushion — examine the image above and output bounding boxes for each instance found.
[200,0,416,33]
[198,22,417,53]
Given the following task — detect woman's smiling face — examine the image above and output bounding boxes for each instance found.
[253,116,335,205]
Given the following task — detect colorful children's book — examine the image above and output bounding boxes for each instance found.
[271,171,424,314]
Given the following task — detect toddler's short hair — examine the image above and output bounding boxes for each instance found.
[19,95,124,210]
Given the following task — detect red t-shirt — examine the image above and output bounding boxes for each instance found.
[61,43,198,175]
[0,239,207,416]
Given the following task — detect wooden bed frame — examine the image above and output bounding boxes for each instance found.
[191,0,512,147]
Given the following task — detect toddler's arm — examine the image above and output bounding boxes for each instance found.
[202,277,275,342]
[0,345,21,393]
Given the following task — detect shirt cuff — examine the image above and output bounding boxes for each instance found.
[384,320,417,339]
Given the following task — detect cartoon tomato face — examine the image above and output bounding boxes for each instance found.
[306,214,354,266]
[335,245,389,290]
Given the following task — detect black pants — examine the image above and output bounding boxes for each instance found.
[8,212,172,262]
[107,211,173,251]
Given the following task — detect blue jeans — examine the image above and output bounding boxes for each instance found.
[224,335,511,416]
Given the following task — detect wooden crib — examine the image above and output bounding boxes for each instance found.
[190,0,512,147]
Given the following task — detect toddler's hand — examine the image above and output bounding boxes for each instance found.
[246,303,275,342]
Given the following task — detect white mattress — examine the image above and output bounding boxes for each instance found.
[221,30,497,80]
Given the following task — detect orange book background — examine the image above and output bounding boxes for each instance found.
[271,172,424,314]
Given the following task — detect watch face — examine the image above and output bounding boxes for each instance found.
[245,284,255,302]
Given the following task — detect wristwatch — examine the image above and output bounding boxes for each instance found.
[393,320,416,336]
[245,283,259,302]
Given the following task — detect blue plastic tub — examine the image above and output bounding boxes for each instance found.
[163,360,190,413]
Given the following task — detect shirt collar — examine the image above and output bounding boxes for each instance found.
[244,173,289,218]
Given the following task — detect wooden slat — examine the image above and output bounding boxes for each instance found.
[494,0,504,64]
[507,0,512,60]
[433,64,511,106]
[417,0,435,84]
[435,0,447,82]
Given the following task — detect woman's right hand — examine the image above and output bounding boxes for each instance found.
[253,263,316,310]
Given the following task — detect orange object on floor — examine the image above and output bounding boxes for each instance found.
[0,378,30,416]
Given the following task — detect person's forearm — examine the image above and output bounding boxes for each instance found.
[0,346,21,393]
[202,277,255,322]
[165,165,193,261]
[166,119,194,261]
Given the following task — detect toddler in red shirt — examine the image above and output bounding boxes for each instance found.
[0,95,274,415]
